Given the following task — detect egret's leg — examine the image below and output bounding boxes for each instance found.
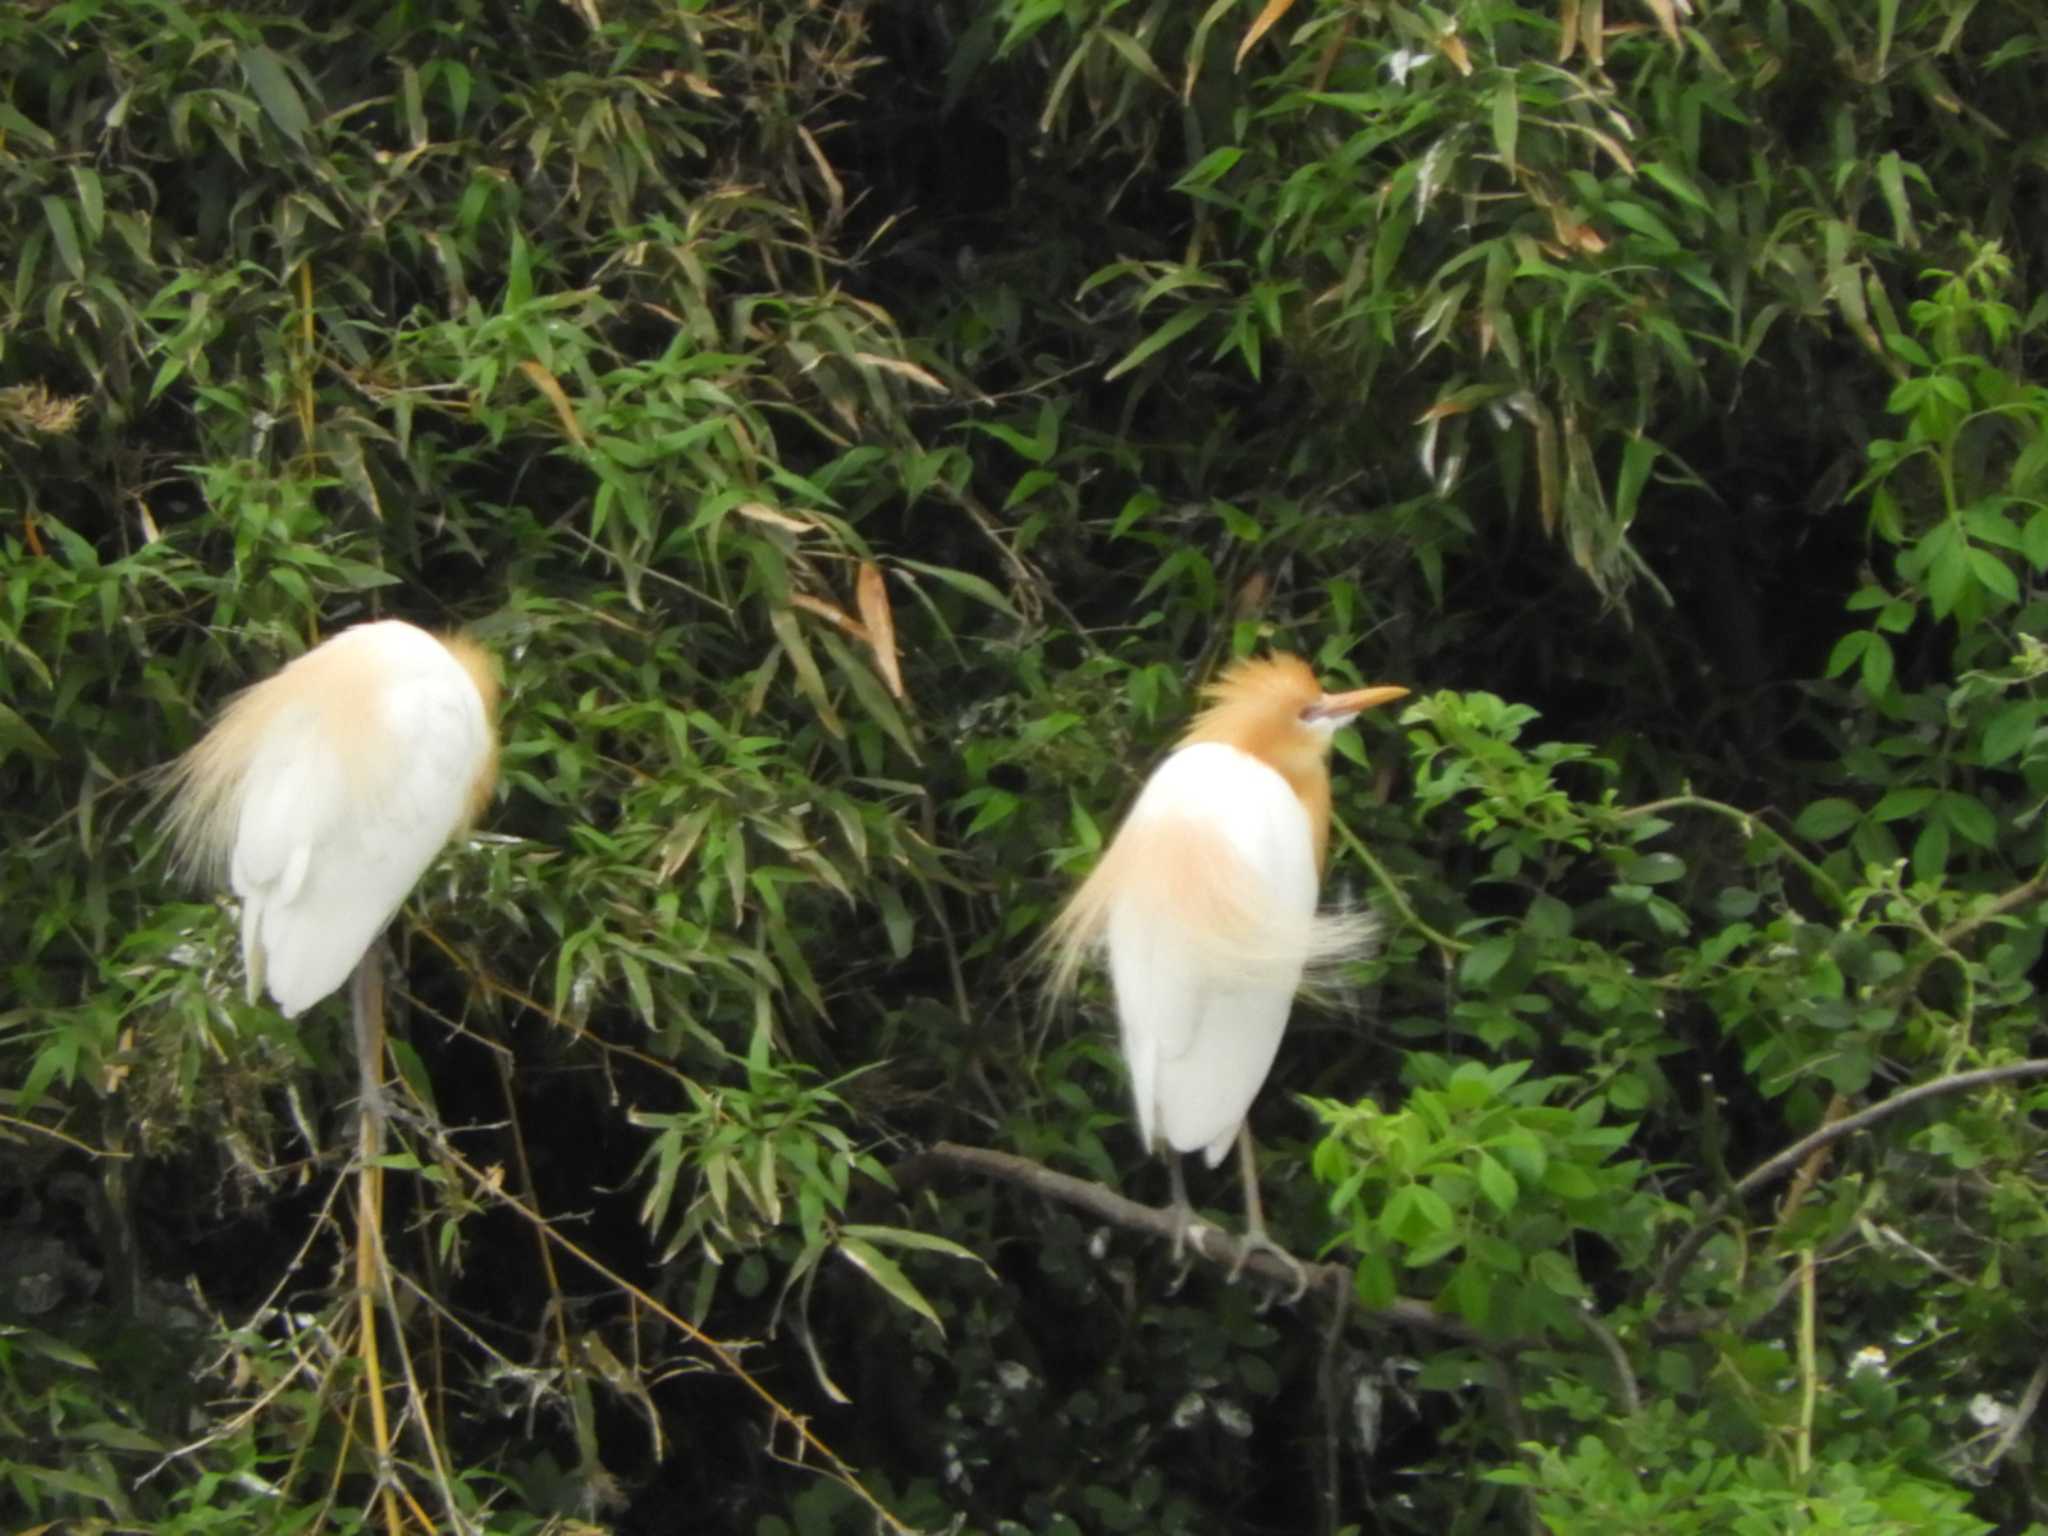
[1167,1155,1195,1261]
[1166,1155,1222,1265]
[349,946,403,1536]
[350,942,397,1129]
[1231,1127,1310,1299]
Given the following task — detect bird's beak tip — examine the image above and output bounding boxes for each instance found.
[1307,683,1410,723]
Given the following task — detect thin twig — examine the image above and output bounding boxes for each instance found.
[1982,1349,2048,1473]
[1795,1249,1816,1476]
[1328,814,1467,953]
[1940,863,2048,949]
[1578,1308,1640,1415]
[1612,794,1846,912]
[1655,1060,2048,1301]
[426,1137,915,1535]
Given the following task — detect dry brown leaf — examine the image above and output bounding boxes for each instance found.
[1437,27,1472,76]
[790,591,867,638]
[1548,204,1609,253]
[664,70,723,98]
[1558,0,1580,61]
[657,820,706,882]
[853,352,949,393]
[1579,124,1635,175]
[738,502,817,535]
[796,124,845,228]
[856,562,905,700]
[1234,0,1298,70]
[103,1026,135,1093]
[516,360,587,447]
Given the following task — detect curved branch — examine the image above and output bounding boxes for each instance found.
[1655,1060,2048,1302]
[1612,795,1847,913]
[913,1141,1479,1344]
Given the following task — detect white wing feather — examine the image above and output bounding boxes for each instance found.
[1103,743,1322,1165]
[227,623,493,1017]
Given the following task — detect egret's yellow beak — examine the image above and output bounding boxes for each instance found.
[1303,684,1409,724]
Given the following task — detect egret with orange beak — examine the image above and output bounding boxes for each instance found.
[1042,655,1407,1276]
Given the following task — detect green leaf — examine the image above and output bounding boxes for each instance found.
[1491,81,1518,175]
[1096,26,1170,91]
[1103,303,1213,382]
[1354,1250,1397,1308]
[1859,632,1894,696]
[1825,632,1868,678]
[1912,817,1951,881]
[1614,435,1657,528]
[1621,852,1685,885]
[1175,146,1245,191]
[839,1223,994,1274]
[2024,508,2048,570]
[837,1236,944,1333]
[239,46,311,147]
[1474,1152,1518,1214]
[1939,792,1997,849]
[1968,546,2019,602]
[894,557,1022,619]
[1795,798,1860,839]
[69,165,104,241]
[40,197,83,281]
[1870,787,1934,822]
[1459,935,1514,990]
[1981,700,2040,765]
[1927,536,1969,618]
[0,701,57,763]
[1605,200,1680,248]
[1528,1250,1585,1298]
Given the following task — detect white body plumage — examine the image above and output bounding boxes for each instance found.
[166,620,499,1017]
[1105,742,1323,1164]
[1040,655,1405,1226]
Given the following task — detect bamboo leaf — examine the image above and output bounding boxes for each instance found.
[1235,0,1299,70]
[1103,303,1213,382]
[837,1236,945,1333]
[856,562,905,701]
[238,46,310,147]
[40,198,82,282]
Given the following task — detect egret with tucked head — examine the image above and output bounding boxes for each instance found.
[1042,655,1407,1276]
[160,617,498,1524]
[163,618,499,1028]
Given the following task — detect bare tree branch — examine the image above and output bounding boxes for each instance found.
[911,1141,1480,1343]
[1656,1060,2048,1302]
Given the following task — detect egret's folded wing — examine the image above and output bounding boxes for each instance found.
[230,629,493,1017]
[1102,743,1323,1156]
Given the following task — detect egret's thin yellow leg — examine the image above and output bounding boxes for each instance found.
[1233,1127,1309,1299]
[351,949,402,1536]
[1167,1155,1199,1262]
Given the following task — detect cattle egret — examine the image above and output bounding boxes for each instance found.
[1042,655,1407,1276]
[160,617,497,1529]
[163,619,500,1019]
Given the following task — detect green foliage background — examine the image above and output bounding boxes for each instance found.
[5,0,2048,1531]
